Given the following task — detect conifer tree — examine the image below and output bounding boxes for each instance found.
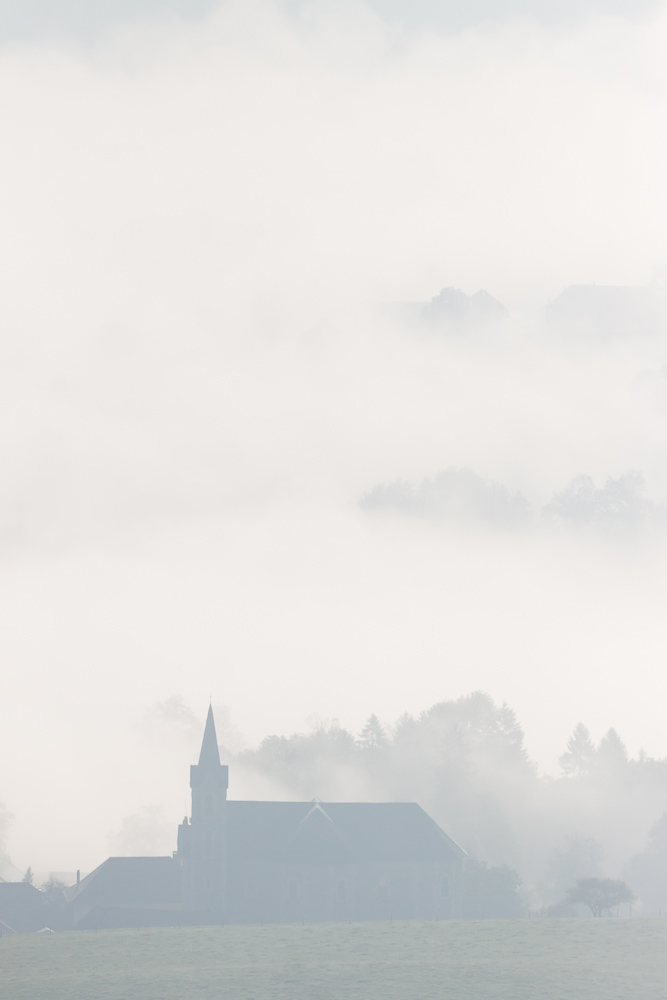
[357,714,388,751]
[559,723,597,777]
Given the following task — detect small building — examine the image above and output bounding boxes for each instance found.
[0,883,49,934]
[65,708,465,928]
[64,857,181,930]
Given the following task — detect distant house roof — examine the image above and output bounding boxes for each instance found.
[227,801,466,866]
[0,859,26,883]
[64,857,180,909]
[49,871,86,887]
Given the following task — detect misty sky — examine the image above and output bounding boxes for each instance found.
[0,0,665,41]
[2,0,667,873]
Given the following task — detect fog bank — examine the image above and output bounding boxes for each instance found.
[1,0,667,875]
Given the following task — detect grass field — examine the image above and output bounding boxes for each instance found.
[1,919,667,1000]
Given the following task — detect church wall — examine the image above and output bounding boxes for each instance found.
[225,856,462,924]
[226,860,284,924]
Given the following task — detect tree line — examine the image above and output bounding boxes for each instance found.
[233,692,667,916]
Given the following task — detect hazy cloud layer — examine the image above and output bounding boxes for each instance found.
[0,801,13,861]
[1,0,665,44]
[1,0,667,874]
[0,0,215,42]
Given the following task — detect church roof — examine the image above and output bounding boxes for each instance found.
[226,800,466,865]
[198,704,221,768]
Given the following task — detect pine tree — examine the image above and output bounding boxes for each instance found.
[357,714,388,751]
[559,723,597,777]
[597,728,628,770]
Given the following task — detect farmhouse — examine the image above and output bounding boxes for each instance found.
[65,707,465,929]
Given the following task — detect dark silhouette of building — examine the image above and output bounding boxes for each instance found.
[65,857,181,930]
[0,882,50,934]
[65,707,465,928]
[176,705,228,922]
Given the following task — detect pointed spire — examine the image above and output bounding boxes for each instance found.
[198,704,221,767]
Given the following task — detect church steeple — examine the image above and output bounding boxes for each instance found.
[175,706,229,920]
[198,704,221,767]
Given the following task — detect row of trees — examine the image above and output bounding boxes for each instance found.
[362,467,664,534]
[233,692,667,915]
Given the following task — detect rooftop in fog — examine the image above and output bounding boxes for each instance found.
[0,859,26,883]
[385,287,509,332]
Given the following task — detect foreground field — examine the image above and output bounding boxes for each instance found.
[2,919,667,1000]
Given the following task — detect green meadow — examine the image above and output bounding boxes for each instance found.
[2,919,666,1000]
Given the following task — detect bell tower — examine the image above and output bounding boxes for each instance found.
[176,705,228,921]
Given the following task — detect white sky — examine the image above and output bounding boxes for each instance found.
[2,0,667,872]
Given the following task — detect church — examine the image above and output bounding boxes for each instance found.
[66,707,465,929]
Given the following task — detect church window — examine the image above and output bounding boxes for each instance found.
[440,875,450,898]
[288,878,299,901]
